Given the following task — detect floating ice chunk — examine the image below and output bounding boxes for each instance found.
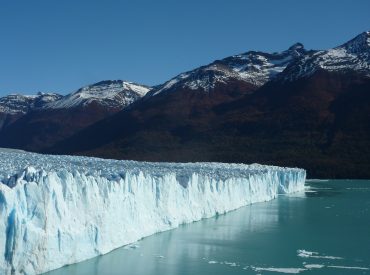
[252,266,307,274]
[208,260,218,264]
[222,261,239,267]
[297,249,343,260]
[328,265,370,270]
[123,243,140,250]
[304,264,325,269]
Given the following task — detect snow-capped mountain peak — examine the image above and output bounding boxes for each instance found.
[45,80,151,109]
[288,42,304,50]
[0,92,62,114]
[0,80,150,115]
[151,31,370,96]
[339,31,370,54]
[277,30,370,82]
[151,44,307,95]
[287,43,306,57]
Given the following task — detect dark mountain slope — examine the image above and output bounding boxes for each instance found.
[0,104,120,151]
[49,70,370,178]
[48,79,257,158]
[212,70,370,178]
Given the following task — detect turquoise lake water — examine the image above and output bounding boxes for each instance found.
[46,180,370,274]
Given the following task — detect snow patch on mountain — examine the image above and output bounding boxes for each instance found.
[0,150,305,274]
[0,93,62,114]
[151,43,307,95]
[45,80,150,109]
[0,81,150,115]
[280,32,370,81]
[152,32,370,95]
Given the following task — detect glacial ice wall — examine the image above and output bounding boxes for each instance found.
[0,150,306,274]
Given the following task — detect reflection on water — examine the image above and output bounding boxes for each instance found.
[304,189,342,197]
[46,180,370,275]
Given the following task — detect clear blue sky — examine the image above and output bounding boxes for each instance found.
[1,0,369,95]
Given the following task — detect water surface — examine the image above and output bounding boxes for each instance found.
[46,180,370,274]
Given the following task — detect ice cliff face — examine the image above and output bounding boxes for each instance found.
[0,150,306,274]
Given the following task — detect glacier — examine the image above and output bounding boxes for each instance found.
[0,149,306,274]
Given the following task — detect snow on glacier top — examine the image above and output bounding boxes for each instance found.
[0,149,304,189]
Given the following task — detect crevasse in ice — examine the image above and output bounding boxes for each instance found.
[0,149,306,274]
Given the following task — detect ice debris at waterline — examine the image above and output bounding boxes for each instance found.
[0,150,306,274]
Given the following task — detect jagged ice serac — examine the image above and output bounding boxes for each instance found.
[0,149,306,274]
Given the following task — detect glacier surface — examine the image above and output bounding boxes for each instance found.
[0,149,306,274]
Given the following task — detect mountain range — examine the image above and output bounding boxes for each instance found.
[1,31,369,178]
[0,81,150,150]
